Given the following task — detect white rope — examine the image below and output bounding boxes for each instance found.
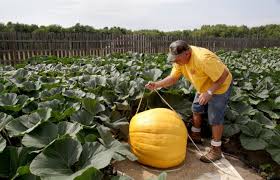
[154,90,175,111]
[136,89,145,114]
[153,89,242,178]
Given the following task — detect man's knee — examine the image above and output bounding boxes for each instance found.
[193,112,202,119]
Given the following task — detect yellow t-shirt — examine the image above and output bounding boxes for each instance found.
[170,46,232,94]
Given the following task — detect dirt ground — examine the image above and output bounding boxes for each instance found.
[113,141,263,180]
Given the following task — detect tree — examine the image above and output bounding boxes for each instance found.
[0,22,279,38]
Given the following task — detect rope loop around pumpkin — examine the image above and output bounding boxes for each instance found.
[134,88,242,178]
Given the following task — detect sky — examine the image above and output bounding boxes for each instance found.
[0,0,280,31]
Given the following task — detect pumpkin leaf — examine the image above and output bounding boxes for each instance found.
[82,98,105,115]
[6,108,52,137]
[11,165,39,180]
[0,147,37,179]
[70,109,97,126]
[0,112,14,131]
[97,125,137,161]
[142,69,162,81]
[266,135,280,164]
[30,137,82,177]
[77,142,112,169]
[22,122,58,148]
[58,121,82,137]
[0,135,6,153]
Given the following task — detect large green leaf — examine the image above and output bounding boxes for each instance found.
[6,108,52,137]
[72,166,103,180]
[0,135,6,153]
[256,89,269,99]
[22,101,39,114]
[39,100,79,121]
[39,76,60,84]
[70,109,96,126]
[11,68,29,80]
[229,87,247,101]
[0,147,36,179]
[257,100,280,119]
[39,87,63,101]
[240,121,262,137]
[239,121,275,150]
[142,69,162,81]
[230,101,257,115]
[0,112,14,131]
[58,121,82,137]
[11,165,39,180]
[224,124,240,137]
[97,125,115,147]
[225,109,239,122]
[40,166,104,180]
[114,101,131,111]
[78,142,112,169]
[38,99,64,111]
[96,111,128,130]
[84,76,107,89]
[275,96,280,108]
[242,82,254,91]
[30,137,82,177]
[0,83,4,93]
[20,81,42,92]
[126,78,145,99]
[22,122,58,148]
[0,94,33,112]
[22,121,82,149]
[0,93,18,106]
[97,125,137,161]
[114,81,130,97]
[248,97,261,105]
[62,89,86,99]
[76,128,99,144]
[159,93,193,118]
[260,128,275,142]
[102,90,118,105]
[57,105,80,121]
[253,112,276,128]
[240,134,267,150]
[224,109,251,137]
[266,135,280,165]
[82,98,105,115]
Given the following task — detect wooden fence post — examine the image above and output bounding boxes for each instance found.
[0,32,280,65]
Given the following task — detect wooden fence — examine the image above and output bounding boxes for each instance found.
[0,32,280,65]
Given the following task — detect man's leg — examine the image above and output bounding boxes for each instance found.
[190,112,203,143]
[190,93,206,143]
[212,124,224,141]
[200,84,233,163]
[200,124,223,163]
[193,112,203,128]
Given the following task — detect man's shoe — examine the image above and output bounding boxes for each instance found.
[189,131,202,144]
[200,146,222,163]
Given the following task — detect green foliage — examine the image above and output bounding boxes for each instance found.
[1,22,280,38]
[0,48,280,179]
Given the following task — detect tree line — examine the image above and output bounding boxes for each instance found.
[0,22,279,38]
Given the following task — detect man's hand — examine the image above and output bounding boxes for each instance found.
[198,92,212,105]
[145,81,159,91]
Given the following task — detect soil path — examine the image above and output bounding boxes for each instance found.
[113,141,263,180]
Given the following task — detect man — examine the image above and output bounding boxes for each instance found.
[145,40,233,163]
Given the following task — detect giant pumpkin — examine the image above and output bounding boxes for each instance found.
[129,108,187,168]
